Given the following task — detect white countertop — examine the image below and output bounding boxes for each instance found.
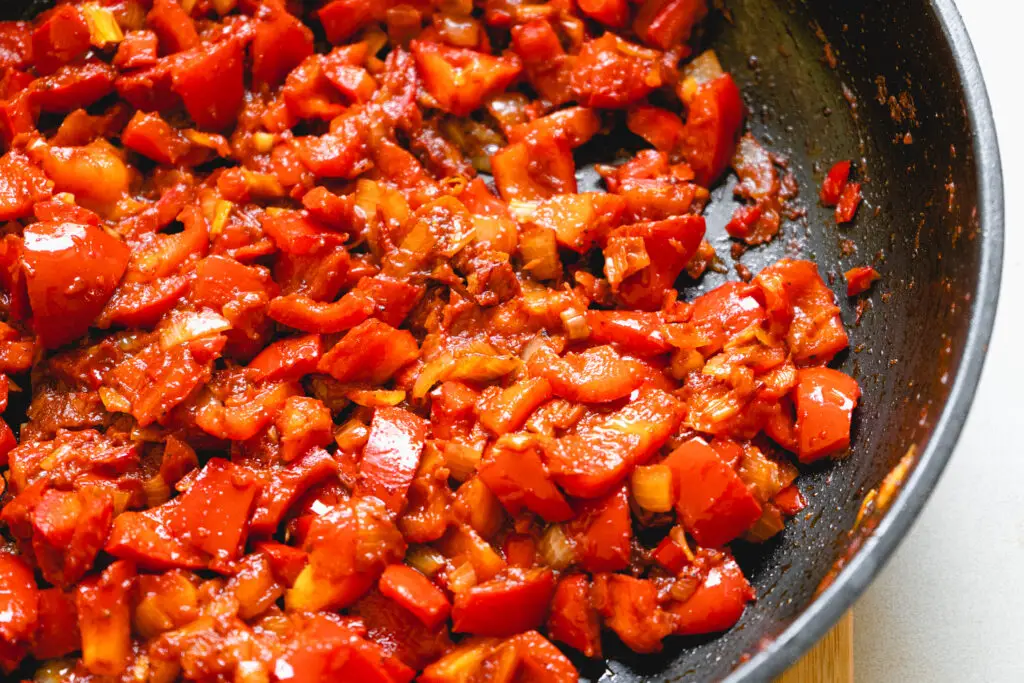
[852,2,1024,680]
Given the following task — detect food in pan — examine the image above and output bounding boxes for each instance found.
[0,0,865,679]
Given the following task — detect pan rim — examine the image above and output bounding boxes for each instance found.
[722,0,1005,680]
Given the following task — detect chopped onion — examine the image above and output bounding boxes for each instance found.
[406,545,447,577]
[538,524,576,571]
[507,199,540,222]
[212,0,238,15]
[252,132,275,155]
[443,442,482,482]
[159,311,231,350]
[414,352,520,399]
[346,388,407,408]
[99,386,131,414]
[669,348,705,379]
[334,419,370,453]
[560,308,591,341]
[519,225,561,281]
[631,464,675,513]
[82,4,124,47]
[143,473,171,507]
[210,199,233,236]
[446,561,478,594]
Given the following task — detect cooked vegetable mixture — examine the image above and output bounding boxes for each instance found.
[0,0,863,680]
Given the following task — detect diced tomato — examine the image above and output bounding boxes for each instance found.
[451,568,555,636]
[592,573,675,653]
[547,574,601,658]
[121,110,191,165]
[845,265,880,296]
[634,0,708,50]
[669,553,754,635]
[568,484,632,572]
[793,367,860,462]
[411,40,522,116]
[171,38,245,130]
[835,181,863,223]
[528,345,644,403]
[32,5,90,75]
[478,440,573,522]
[820,160,851,206]
[610,215,707,311]
[252,6,315,89]
[357,407,429,515]
[22,221,130,349]
[317,318,419,384]
[549,386,685,498]
[571,34,661,109]
[678,74,745,187]
[662,437,763,547]
[76,560,134,676]
[379,564,451,629]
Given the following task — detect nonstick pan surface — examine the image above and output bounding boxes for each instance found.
[2,0,1003,681]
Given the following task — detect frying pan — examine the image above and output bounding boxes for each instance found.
[2,0,1003,681]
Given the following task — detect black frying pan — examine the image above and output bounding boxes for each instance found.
[2,0,1003,681]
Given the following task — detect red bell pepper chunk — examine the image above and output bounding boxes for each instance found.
[0,553,38,658]
[411,40,522,116]
[479,377,553,435]
[528,345,645,404]
[318,0,376,44]
[121,110,191,165]
[478,440,574,523]
[687,281,766,355]
[293,115,372,178]
[247,333,323,383]
[451,568,555,636]
[255,541,309,584]
[31,62,117,113]
[269,291,374,334]
[634,0,708,50]
[170,458,259,563]
[379,564,451,629]
[670,554,754,635]
[547,574,601,658]
[592,573,675,653]
[793,367,860,462]
[577,0,629,27]
[146,0,199,54]
[568,484,632,573]
[113,29,159,70]
[99,274,191,329]
[171,38,245,130]
[586,310,672,356]
[510,19,564,64]
[772,484,807,516]
[508,631,579,682]
[835,181,862,223]
[105,500,206,571]
[571,34,660,109]
[76,560,134,677]
[679,74,745,187]
[611,215,707,311]
[0,150,53,222]
[754,258,849,364]
[262,210,343,255]
[22,220,130,349]
[317,318,419,384]
[277,397,335,463]
[32,5,90,75]
[356,407,429,515]
[549,386,685,498]
[351,589,452,674]
[191,254,274,310]
[250,447,338,536]
[32,587,80,660]
[652,533,689,574]
[820,160,851,206]
[252,6,315,89]
[724,203,763,240]
[0,22,31,71]
[845,265,880,296]
[627,105,688,153]
[663,437,763,548]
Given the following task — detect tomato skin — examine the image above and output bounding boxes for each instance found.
[669,554,754,635]
[678,74,745,187]
[451,568,555,636]
[793,367,860,462]
[21,221,130,349]
[820,160,851,206]
[835,181,863,223]
[844,265,880,296]
[379,564,451,629]
[663,437,763,547]
[547,574,602,658]
[356,407,429,515]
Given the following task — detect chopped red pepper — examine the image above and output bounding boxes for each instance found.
[835,181,863,223]
[845,265,880,296]
[379,564,451,629]
[820,160,851,206]
[793,367,861,462]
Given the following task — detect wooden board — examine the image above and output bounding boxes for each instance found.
[775,612,853,683]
